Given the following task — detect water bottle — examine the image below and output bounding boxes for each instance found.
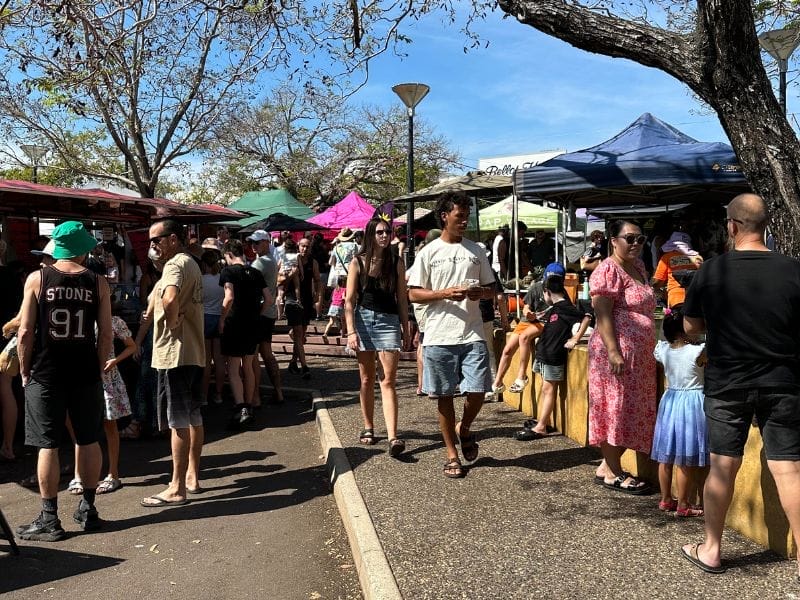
[579,280,590,300]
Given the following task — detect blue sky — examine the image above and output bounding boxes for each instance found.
[355,9,736,172]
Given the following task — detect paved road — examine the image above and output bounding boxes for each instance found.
[0,390,361,600]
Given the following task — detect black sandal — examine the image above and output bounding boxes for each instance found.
[443,458,465,479]
[388,438,405,458]
[602,473,651,495]
[456,422,479,462]
[359,429,376,445]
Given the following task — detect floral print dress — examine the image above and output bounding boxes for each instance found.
[101,316,133,421]
[587,259,657,454]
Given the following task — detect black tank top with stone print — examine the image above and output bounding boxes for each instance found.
[31,265,101,386]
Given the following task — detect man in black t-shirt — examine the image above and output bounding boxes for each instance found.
[681,193,800,577]
[220,239,269,426]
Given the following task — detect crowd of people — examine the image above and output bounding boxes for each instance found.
[1,191,799,582]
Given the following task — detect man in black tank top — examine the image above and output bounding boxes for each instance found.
[17,221,113,541]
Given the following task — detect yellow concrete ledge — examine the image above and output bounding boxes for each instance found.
[499,335,796,558]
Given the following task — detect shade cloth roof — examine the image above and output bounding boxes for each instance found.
[228,189,315,228]
[0,179,245,225]
[306,191,376,230]
[239,212,329,234]
[479,197,560,230]
[394,172,512,203]
[394,207,432,225]
[513,113,750,207]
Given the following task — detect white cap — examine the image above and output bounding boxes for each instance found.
[246,229,270,242]
[31,239,56,256]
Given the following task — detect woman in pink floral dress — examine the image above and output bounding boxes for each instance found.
[589,220,657,494]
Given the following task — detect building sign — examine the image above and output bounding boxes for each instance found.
[478,150,565,176]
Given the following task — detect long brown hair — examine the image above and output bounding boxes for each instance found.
[358,217,396,293]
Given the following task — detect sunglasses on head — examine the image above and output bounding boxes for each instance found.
[617,234,646,245]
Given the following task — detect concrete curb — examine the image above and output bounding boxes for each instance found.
[313,391,403,600]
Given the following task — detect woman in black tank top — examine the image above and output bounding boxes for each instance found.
[344,218,410,456]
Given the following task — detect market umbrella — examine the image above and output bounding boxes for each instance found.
[393,172,512,203]
[239,212,328,234]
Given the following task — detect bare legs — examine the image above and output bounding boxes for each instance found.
[203,336,224,402]
[0,373,16,460]
[682,453,740,569]
[492,333,520,389]
[255,341,283,404]
[533,380,556,434]
[290,324,307,368]
[227,355,255,406]
[513,327,542,383]
[767,459,800,575]
[438,392,484,461]
[102,420,120,480]
[185,425,204,491]
[357,350,400,440]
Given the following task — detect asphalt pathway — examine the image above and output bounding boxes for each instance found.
[0,389,360,600]
[311,354,800,600]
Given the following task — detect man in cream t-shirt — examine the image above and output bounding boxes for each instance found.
[141,219,205,508]
[408,191,496,479]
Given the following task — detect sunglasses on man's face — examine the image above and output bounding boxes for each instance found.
[616,234,647,246]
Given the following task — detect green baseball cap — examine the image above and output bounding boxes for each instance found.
[51,221,99,259]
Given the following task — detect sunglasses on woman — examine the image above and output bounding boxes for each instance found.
[616,234,647,245]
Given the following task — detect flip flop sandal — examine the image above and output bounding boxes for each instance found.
[514,427,545,441]
[388,438,406,458]
[359,428,376,445]
[456,423,479,462]
[67,478,84,495]
[523,419,557,433]
[443,458,465,479]
[680,544,726,574]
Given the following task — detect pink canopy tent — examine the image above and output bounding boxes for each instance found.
[307,191,375,231]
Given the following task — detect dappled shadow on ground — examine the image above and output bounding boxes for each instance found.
[105,462,330,533]
[0,547,123,593]
[1,389,315,486]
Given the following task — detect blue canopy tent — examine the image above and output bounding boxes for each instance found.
[504,113,751,311]
[513,112,750,208]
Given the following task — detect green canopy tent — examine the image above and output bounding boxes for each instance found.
[477,196,560,231]
[227,189,315,229]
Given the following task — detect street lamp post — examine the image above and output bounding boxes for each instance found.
[392,82,430,267]
[20,143,49,183]
[759,27,800,115]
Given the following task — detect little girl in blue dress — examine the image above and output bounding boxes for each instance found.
[651,307,709,517]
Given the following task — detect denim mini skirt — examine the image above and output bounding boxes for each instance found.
[355,306,401,351]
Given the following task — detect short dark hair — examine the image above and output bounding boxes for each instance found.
[434,191,471,228]
[222,238,245,257]
[152,219,186,244]
[543,274,565,295]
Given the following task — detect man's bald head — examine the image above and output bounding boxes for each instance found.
[727,193,768,233]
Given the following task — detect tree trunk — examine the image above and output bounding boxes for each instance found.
[497,0,800,255]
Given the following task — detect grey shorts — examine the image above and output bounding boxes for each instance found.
[157,366,204,430]
[25,378,104,448]
[704,388,800,460]
[533,360,565,382]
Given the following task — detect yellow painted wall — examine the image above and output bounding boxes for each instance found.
[498,334,796,557]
